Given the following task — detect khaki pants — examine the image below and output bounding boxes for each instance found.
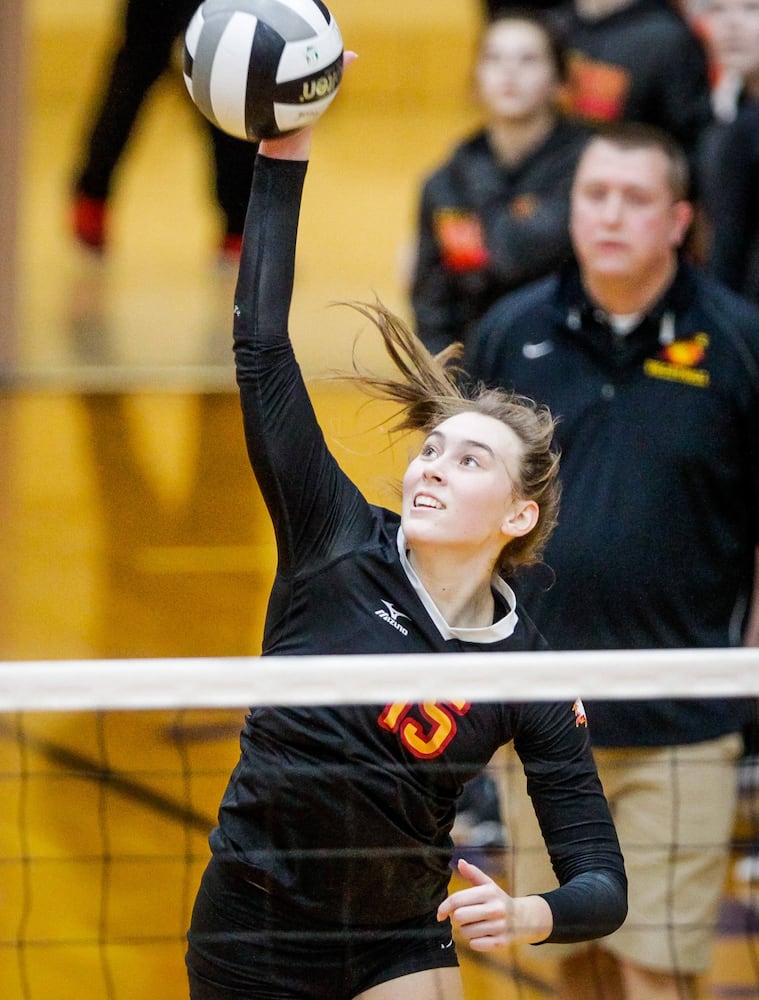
[496,734,742,973]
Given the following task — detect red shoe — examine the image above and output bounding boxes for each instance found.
[219,232,243,262]
[72,194,107,251]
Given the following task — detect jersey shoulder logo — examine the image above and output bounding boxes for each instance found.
[573,698,588,727]
[375,600,410,636]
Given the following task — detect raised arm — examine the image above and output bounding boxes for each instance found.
[232,125,372,577]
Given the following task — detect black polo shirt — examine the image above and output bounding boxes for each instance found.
[466,261,759,746]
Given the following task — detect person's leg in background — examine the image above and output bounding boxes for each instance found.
[71,0,194,250]
[495,743,611,998]
[495,735,742,1000]
[207,124,258,260]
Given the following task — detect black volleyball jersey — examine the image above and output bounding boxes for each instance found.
[210,156,626,939]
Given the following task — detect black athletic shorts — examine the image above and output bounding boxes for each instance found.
[186,857,460,999]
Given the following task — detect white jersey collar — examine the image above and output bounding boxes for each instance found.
[396,527,519,643]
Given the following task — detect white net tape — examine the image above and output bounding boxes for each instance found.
[1,647,759,711]
[2,650,758,1000]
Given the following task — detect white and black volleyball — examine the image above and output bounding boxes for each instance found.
[183,0,343,141]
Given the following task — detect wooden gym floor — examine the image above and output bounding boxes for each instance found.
[0,1,757,997]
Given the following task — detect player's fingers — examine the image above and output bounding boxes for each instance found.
[467,932,510,952]
[437,883,488,920]
[457,857,496,886]
[437,861,505,921]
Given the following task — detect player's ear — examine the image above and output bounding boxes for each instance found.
[501,499,539,539]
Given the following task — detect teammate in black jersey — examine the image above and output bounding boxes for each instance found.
[185,85,627,1000]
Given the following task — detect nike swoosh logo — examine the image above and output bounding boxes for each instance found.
[522,340,554,359]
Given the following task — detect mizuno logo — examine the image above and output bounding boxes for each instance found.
[375,601,410,636]
[522,340,554,359]
[381,601,409,622]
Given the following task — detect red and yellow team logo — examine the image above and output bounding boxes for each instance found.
[573,699,588,728]
[644,332,710,387]
[433,210,489,273]
[559,54,630,123]
[659,336,707,367]
[509,194,539,220]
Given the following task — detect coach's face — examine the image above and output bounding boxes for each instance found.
[570,140,692,288]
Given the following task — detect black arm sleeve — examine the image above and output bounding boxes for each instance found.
[513,700,628,943]
[232,155,374,577]
[648,25,712,164]
[541,871,628,944]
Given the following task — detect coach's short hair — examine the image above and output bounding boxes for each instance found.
[576,123,691,202]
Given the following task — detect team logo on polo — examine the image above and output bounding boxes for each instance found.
[375,600,410,636]
[644,333,710,387]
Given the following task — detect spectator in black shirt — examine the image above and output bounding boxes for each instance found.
[411,9,587,354]
[558,0,713,170]
[699,0,759,303]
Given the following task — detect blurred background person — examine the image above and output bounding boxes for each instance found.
[699,0,759,894]
[557,0,713,172]
[70,0,257,257]
[465,123,759,1000]
[481,0,567,19]
[411,8,587,355]
[698,0,759,304]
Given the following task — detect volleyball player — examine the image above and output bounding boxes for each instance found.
[185,105,627,1000]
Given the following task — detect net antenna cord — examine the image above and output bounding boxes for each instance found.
[2,648,759,712]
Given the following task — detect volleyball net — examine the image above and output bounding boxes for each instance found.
[2,650,758,1000]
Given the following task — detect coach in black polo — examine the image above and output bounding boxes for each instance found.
[465,123,759,1000]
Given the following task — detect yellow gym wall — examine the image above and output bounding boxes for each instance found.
[2,5,487,999]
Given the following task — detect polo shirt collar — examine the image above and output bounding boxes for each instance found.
[555,258,696,361]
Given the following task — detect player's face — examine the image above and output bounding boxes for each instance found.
[475,20,560,122]
[401,411,538,557]
[707,0,759,80]
[570,141,692,285]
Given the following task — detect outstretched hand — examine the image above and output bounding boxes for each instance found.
[259,51,358,162]
[437,858,553,951]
